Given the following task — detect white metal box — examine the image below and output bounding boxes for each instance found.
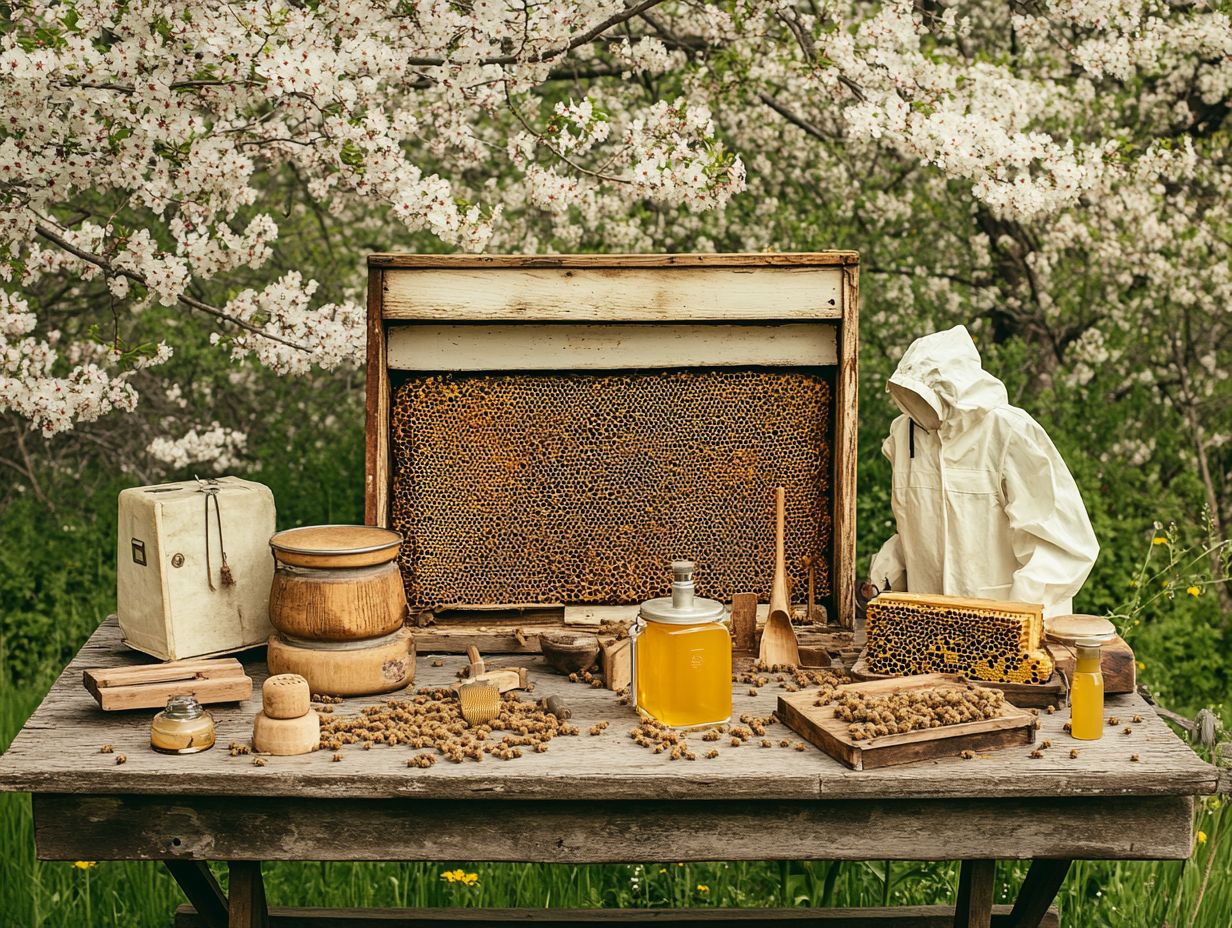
[116,477,276,660]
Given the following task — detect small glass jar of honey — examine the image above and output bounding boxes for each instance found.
[633,561,731,728]
[150,694,216,754]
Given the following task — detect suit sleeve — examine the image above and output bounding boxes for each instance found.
[868,431,907,591]
[1001,418,1099,608]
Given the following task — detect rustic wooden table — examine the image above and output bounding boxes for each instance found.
[0,618,1218,928]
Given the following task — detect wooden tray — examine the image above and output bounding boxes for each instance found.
[778,673,1037,771]
[849,649,1067,709]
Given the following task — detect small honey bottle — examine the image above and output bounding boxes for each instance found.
[1069,637,1104,741]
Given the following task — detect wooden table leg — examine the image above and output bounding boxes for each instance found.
[164,861,228,928]
[1008,859,1072,928]
[227,861,269,928]
[953,859,996,928]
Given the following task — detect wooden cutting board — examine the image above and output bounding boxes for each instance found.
[778,673,1037,771]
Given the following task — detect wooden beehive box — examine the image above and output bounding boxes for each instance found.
[365,253,859,651]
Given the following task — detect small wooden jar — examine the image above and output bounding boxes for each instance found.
[268,525,406,641]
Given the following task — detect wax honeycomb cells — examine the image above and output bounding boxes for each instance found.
[390,369,833,608]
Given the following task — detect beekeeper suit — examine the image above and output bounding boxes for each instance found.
[868,325,1098,618]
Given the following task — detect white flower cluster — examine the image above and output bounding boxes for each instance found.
[1,0,1229,443]
[147,424,248,472]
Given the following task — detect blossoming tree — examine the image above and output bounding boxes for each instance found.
[2,1,1230,577]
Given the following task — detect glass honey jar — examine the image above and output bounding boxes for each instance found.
[633,561,731,728]
[150,694,216,754]
[1068,637,1105,741]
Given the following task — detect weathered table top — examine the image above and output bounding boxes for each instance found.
[0,618,1217,803]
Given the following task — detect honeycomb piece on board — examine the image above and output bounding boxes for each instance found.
[865,593,1051,685]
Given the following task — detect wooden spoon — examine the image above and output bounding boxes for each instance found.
[759,487,801,667]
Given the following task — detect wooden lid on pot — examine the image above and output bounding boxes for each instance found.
[1044,613,1116,644]
[269,525,403,569]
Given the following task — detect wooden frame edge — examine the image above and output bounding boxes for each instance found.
[368,251,859,270]
[364,266,390,527]
[832,263,860,629]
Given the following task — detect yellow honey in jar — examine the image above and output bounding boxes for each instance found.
[1069,638,1104,741]
[633,561,731,728]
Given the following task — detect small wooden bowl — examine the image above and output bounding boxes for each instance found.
[538,632,600,675]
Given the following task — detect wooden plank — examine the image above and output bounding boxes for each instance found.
[165,861,228,928]
[33,793,1195,862]
[1046,638,1136,694]
[874,592,1043,619]
[228,861,268,928]
[88,674,253,712]
[0,619,1218,803]
[730,592,759,654]
[364,266,390,527]
[833,264,859,629]
[381,267,843,322]
[386,323,837,371]
[954,860,995,928]
[778,676,1036,771]
[176,904,1057,928]
[86,659,245,690]
[1008,860,1072,928]
[368,252,860,269]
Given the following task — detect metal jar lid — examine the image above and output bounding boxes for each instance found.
[639,561,726,625]
[161,694,206,720]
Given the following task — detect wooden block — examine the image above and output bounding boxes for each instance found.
[778,674,1036,771]
[1047,637,1136,694]
[600,638,631,693]
[84,658,244,690]
[252,711,321,756]
[83,659,252,711]
[798,646,832,669]
[730,593,758,654]
[266,629,415,697]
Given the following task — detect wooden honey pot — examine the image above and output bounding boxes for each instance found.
[268,525,407,641]
[266,525,414,696]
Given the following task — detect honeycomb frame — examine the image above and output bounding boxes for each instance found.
[363,252,861,631]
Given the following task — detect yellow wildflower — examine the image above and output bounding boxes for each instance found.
[1197,830,1207,845]
[460,872,479,886]
[1136,661,1146,671]
[73,861,97,870]
[440,869,466,883]
[658,868,667,874]
[696,884,710,893]
[1187,585,1201,597]
[1152,536,1168,545]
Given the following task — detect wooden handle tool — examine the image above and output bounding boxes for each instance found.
[759,487,801,667]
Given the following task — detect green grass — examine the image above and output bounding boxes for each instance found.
[3,677,1229,927]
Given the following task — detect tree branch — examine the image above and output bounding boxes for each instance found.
[404,0,672,67]
[758,93,836,143]
[33,224,310,351]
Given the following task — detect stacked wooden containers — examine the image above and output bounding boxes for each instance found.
[266,525,415,696]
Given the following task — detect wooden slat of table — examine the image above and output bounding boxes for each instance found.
[32,793,1194,862]
[0,619,1217,802]
[175,904,1058,928]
